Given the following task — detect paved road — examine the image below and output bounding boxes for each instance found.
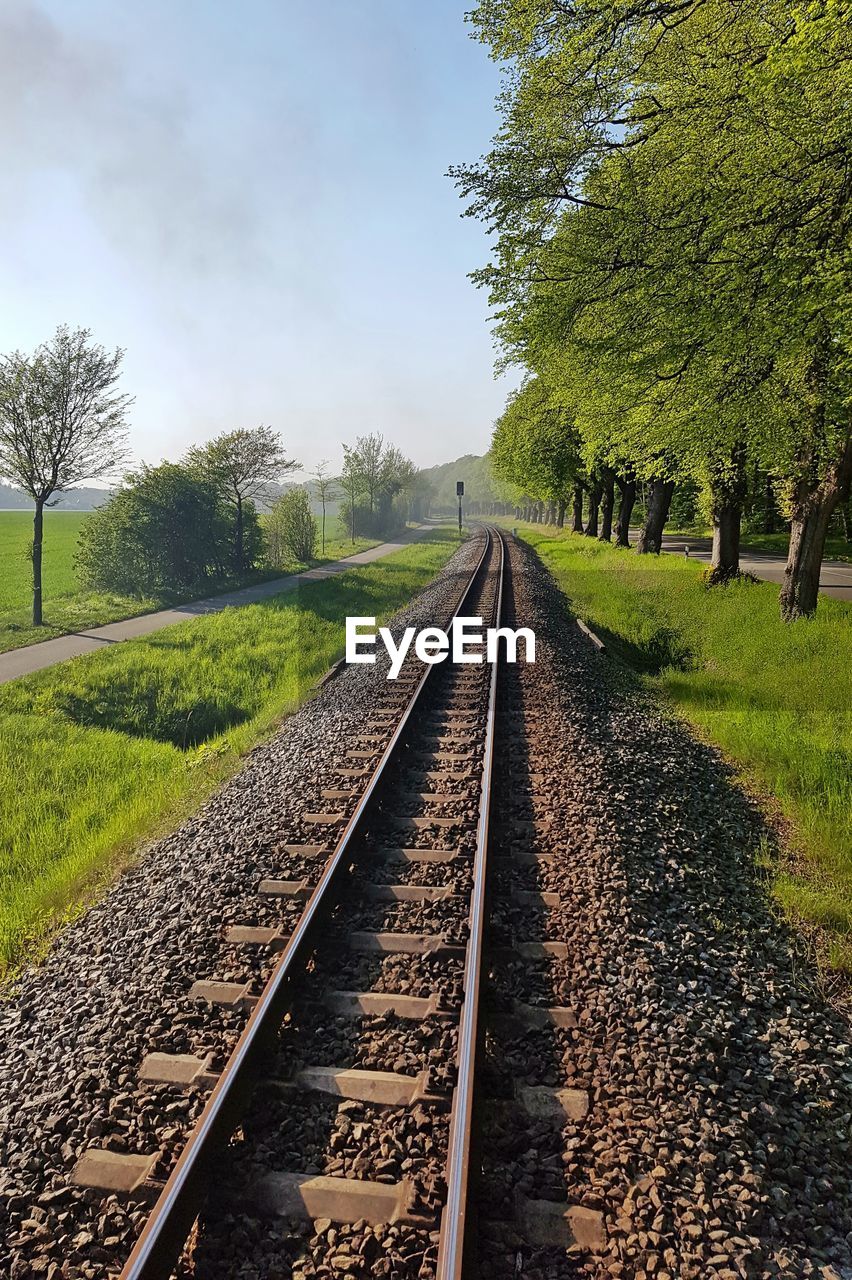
[0,528,431,686]
[636,533,852,601]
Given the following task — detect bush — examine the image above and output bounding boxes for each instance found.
[267,489,317,566]
[76,463,261,597]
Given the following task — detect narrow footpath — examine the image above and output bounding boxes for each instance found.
[0,527,430,686]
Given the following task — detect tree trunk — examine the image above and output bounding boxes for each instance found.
[557,498,566,528]
[710,504,742,580]
[636,479,675,553]
[614,477,636,547]
[780,431,852,619]
[707,447,747,581]
[584,479,602,537]
[32,499,44,626]
[598,468,615,542]
[571,484,584,532]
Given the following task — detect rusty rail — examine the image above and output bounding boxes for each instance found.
[119,527,495,1280]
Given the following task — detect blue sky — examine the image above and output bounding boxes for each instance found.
[0,0,516,478]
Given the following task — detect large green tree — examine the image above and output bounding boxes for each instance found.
[77,462,253,597]
[457,0,852,615]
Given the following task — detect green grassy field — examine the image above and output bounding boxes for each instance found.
[0,509,382,655]
[0,527,459,977]
[514,525,852,968]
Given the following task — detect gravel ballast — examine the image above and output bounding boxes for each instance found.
[479,535,852,1280]
[1,528,850,1280]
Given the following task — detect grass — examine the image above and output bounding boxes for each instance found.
[511,524,852,967]
[0,526,460,977]
[0,509,383,655]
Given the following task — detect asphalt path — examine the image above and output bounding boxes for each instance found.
[0,527,431,686]
[631,533,852,602]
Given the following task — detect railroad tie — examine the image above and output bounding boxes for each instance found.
[188,979,258,1010]
[225,923,289,949]
[325,989,456,1021]
[372,846,461,864]
[257,877,312,900]
[287,1064,445,1108]
[281,842,329,857]
[70,1149,161,1200]
[361,883,457,903]
[244,1171,430,1228]
[348,930,465,958]
[512,1193,607,1251]
[138,1051,219,1090]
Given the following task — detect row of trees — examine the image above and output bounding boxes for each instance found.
[338,433,421,541]
[79,430,421,599]
[455,0,852,618]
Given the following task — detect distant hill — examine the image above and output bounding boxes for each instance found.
[418,453,504,511]
[0,484,111,511]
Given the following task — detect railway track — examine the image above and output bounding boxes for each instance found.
[66,525,601,1279]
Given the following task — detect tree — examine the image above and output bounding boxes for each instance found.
[457,0,852,616]
[311,460,337,555]
[351,432,386,515]
[491,378,583,527]
[266,488,317,565]
[187,425,299,572]
[0,325,130,624]
[339,445,362,544]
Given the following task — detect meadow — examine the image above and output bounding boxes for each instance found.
[0,527,460,976]
[514,526,852,968]
[0,509,381,655]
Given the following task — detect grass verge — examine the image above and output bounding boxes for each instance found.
[0,526,459,977]
[512,524,852,968]
[0,507,383,654]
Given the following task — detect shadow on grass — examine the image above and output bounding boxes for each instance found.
[43,685,251,748]
[561,597,697,674]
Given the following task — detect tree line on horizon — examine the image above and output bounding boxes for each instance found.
[453,0,852,619]
[0,326,423,621]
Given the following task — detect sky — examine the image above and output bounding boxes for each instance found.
[0,0,518,479]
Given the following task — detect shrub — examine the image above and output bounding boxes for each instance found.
[267,489,317,566]
[76,463,261,597]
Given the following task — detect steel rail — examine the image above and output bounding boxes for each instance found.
[120,527,493,1280]
[436,525,505,1280]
